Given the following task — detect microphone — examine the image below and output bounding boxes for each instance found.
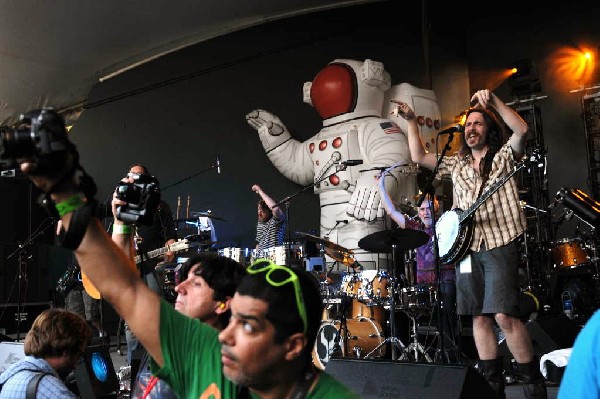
[337,220,349,225]
[437,124,464,136]
[336,159,363,166]
[216,155,221,174]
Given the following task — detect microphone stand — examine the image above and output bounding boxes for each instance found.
[417,131,456,364]
[5,217,56,341]
[273,167,348,261]
[161,160,219,191]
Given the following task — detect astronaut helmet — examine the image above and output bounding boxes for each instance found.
[303,58,391,125]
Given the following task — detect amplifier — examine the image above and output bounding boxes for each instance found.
[0,301,53,336]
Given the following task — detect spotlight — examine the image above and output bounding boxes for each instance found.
[509,58,542,98]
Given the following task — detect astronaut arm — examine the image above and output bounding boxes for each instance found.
[246,109,313,185]
[376,173,406,228]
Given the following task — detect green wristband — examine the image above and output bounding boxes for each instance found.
[55,194,86,217]
[113,224,133,234]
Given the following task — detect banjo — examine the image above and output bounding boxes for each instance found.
[435,148,544,264]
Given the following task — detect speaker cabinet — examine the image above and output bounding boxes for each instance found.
[325,358,497,398]
[74,344,119,399]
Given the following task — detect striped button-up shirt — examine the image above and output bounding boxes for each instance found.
[437,142,527,252]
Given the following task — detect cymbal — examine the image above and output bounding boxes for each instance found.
[175,213,225,222]
[358,229,429,253]
[298,232,362,269]
[298,232,354,255]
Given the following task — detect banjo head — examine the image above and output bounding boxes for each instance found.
[436,210,462,259]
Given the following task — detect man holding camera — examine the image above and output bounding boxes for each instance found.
[120,164,177,364]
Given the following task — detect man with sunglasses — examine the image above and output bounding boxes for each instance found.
[18,139,358,398]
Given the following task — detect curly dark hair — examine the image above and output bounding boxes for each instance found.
[459,107,508,178]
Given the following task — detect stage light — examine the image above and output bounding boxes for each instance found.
[508,59,542,98]
[551,45,597,91]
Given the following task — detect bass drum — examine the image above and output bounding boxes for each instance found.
[312,317,386,370]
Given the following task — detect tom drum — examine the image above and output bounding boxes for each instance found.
[550,238,590,269]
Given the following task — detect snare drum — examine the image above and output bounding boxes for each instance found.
[399,284,436,311]
[550,238,590,269]
[312,317,386,370]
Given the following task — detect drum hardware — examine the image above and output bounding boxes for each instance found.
[401,310,433,363]
[553,187,600,229]
[359,242,408,361]
[357,229,429,254]
[297,232,359,270]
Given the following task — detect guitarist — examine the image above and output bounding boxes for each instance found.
[121,164,178,364]
[395,90,546,399]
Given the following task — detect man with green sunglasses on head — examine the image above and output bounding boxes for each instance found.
[16,110,358,399]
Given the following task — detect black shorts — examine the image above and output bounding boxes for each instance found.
[455,240,521,316]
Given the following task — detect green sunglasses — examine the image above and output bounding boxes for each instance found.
[246,259,308,335]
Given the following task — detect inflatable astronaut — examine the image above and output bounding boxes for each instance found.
[246,59,439,270]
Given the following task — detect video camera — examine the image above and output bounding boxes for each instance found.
[115,174,161,225]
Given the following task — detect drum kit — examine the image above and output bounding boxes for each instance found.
[306,228,450,370]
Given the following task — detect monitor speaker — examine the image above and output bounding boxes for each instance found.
[325,358,496,398]
[74,343,119,398]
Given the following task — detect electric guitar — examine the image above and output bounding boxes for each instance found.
[435,148,544,264]
[83,238,191,299]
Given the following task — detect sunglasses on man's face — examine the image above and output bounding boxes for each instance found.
[246,260,308,334]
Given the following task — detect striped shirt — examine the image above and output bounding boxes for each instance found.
[437,142,527,252]
[256,215,286,251]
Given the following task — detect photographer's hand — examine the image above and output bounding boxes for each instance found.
[18,152,79,201]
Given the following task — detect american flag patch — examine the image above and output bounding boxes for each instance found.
[380,121,402,134]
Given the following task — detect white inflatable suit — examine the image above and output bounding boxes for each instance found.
[247,59,440,271]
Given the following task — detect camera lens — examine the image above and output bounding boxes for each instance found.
[0,127,37,159]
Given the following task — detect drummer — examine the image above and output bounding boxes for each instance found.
[252,184,287,253]
[375,174,458,353]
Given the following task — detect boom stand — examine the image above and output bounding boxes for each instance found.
[273,169,347,266]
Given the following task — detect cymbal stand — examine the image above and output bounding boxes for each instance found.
[365,243,408,361]
[403,309,433,362]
